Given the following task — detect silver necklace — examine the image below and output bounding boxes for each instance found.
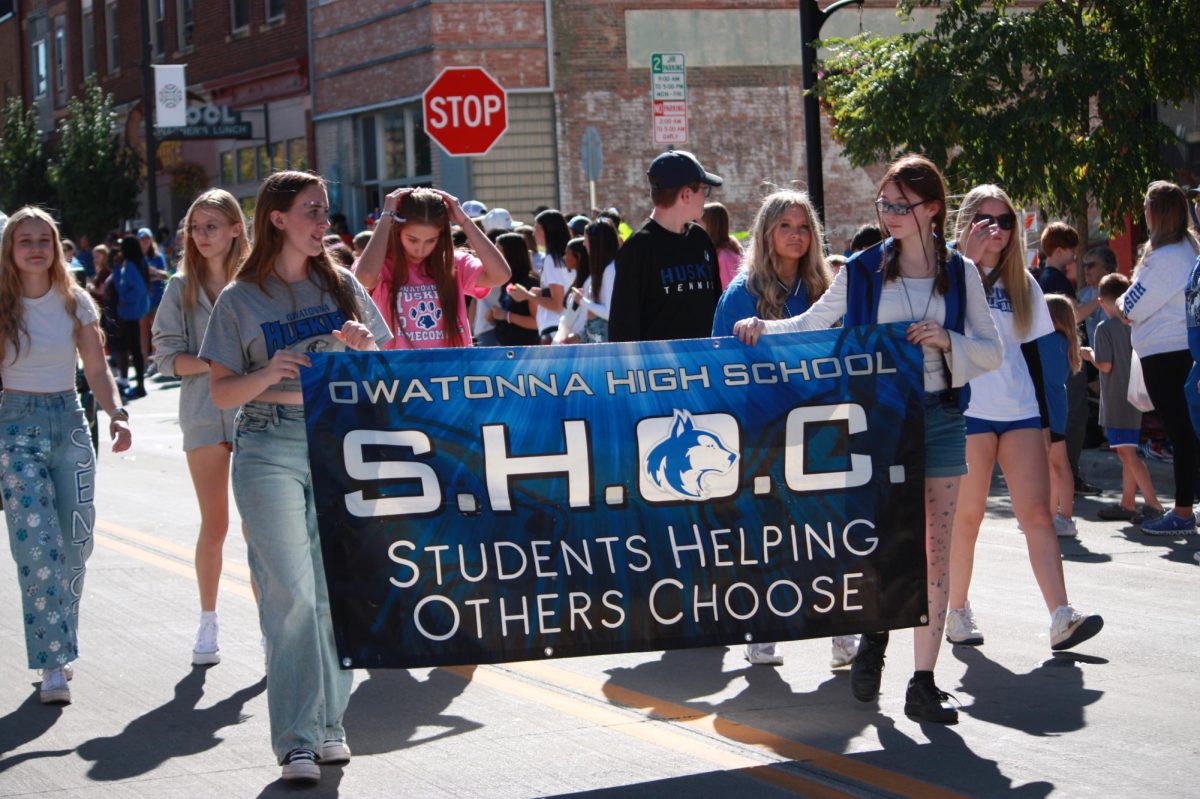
[899,266,937,323]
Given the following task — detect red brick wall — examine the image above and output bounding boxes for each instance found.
[312,1,547,117]
[551,0,885,246]
[93,0,308,105]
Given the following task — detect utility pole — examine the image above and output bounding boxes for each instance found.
[140,0,158,229]
[798,0,863,223]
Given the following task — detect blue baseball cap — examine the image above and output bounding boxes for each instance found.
[136,227,154,239]
[646,150,723,190]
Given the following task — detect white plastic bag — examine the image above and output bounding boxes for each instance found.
[1127,350,1154,412]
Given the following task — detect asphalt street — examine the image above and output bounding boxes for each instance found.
[0,376,1196,798]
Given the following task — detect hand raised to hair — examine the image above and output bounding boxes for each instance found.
[431,189,469,226]
[382,187,414,215]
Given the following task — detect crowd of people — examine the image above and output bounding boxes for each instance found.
[2,148,1199,783]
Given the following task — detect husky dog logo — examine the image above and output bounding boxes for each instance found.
[642,410,739,501]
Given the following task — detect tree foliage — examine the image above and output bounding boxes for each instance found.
[816,0,1200,230]
[0,98,54,212]
[47,77,142,242]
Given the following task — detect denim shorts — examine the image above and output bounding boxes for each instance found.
[925,392,967,478]
[964,415,1041,437]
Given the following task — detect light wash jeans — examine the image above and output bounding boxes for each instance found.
[0,391,95,670]
[232,401,351,762]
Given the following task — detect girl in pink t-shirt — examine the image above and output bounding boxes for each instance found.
[353,188,511,349]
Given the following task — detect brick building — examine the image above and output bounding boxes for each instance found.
[0,0,311,229]
[307,1,948,247]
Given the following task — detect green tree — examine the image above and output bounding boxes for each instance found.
[0,97,54,212]
[816,0,1200,234]
[48,77,142,242]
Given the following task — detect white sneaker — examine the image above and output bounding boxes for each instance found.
[1194,550,1200,564]
[281,748,320,782]
[1050,605,1104,651]
[192,613,220,666]
[318,738,352,765]
[40,667,71,705]
[1054,515,1079,538]
[744,643,783,666]
[63,662,74,681]
[829,635,859,667]
[946,603,984,646]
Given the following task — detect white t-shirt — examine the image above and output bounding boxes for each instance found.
[1,288,98,392]
[965,268,1053,421]
[536,254,575,333]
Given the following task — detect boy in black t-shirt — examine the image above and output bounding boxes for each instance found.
[608,150,723,342]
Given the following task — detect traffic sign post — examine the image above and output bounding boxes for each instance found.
[651,53,687,146]
[581,126,603,211]
[422,67,509,157]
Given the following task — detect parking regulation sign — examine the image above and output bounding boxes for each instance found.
[651,53,687,145]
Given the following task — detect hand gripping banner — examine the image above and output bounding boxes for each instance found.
[302,324,927,668]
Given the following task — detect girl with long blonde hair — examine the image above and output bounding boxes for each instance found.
[735,156,1003,723]
[948,184,1103,657]
[1,207,132,706]
[712,189,831,337]
[198,171,393,783]
[152,189,250,665]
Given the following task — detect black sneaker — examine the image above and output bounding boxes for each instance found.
[904,677,959,724]
[1073,479,1102,497]
[281,748,320,783]
[850,631,888,702]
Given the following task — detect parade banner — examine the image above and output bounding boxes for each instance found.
[302,324,928,669]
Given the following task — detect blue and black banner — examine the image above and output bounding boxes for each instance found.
[302,324,927,668]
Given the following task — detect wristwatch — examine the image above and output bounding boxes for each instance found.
[109,407,130,422]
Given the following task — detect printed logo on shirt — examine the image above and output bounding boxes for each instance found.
[1187,276,1200,329]
[397,284,455,343]
[660,262,716,296]
[261,305,348,357]
[1122,282,1146,315]
[987,286,1015,314]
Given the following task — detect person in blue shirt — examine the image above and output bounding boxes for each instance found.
[711,189,831,338]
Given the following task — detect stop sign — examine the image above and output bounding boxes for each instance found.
[422,67,509,157]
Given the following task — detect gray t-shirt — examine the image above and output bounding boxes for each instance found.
[1092,316,1141,430]
[198,266,392,394]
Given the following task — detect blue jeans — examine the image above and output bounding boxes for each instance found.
[232,401,351,762]
[0,391,95,669]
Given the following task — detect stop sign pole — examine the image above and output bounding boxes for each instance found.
[422,67,509,158]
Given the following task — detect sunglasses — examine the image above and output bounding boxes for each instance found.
[875,198,929,216]
[972,212,1016,231]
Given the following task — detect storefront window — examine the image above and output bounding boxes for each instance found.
[382,112,408,182]
[220,151,234,185]
[288,138,307,171]
[237,148,255,183]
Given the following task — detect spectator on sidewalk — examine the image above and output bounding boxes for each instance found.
[1083,272,1164,523]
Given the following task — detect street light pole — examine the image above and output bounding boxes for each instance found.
[140,0,158,230]
[799,0,863,223]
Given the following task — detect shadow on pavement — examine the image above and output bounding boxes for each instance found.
[343,666,482,755]
[256,765,343,798]
[601,647,747,716]
[541,764,822,799]
[1057,536,1114,564]
[75,667,265,780]
[1116,526,1200,564]
[0,691,72,773]
[952,647,1105,736]
[874,720,1056,798]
